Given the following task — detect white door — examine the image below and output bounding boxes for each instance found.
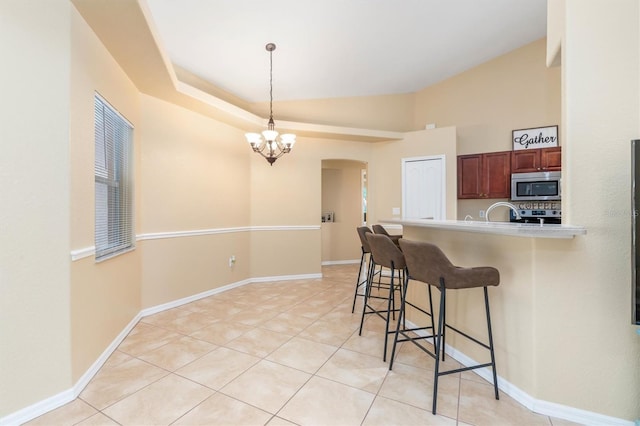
[402,156,445,220]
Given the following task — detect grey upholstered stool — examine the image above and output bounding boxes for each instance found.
[352,226,376,313]
[391,239,500,414]
[358,233,406,362]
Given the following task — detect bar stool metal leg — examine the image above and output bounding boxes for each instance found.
[382,264,403,362]
[485,286,500,400]
[389,271,409,369]
[358,257,376,336]
[432,278,446,414]
[441,291,446,362]
[352,249,367,313]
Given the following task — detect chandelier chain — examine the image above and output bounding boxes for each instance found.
[269,47,273,122]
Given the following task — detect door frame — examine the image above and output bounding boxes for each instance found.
[401,155,447,220]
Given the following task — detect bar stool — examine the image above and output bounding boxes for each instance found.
[352,226,378,313]
[391,239,500,414]
[358,233,406,361]
[372,224,402,246]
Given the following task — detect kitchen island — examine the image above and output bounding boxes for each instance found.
[378,217,587,412]
[381,218,586,239]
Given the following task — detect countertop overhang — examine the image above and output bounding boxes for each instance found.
[381,218,587,239]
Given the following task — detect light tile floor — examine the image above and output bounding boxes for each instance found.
[27,265,579,426]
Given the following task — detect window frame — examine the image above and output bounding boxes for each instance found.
[94,93,135,262]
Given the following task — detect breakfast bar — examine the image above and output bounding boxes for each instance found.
[378,217,587,403]
[381,218,586,239]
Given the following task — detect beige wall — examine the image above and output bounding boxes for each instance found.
[321,160,365,262]
[139,95,250,232]
[0,0,73,416]
[412,38,561,218]
[69,4,143,383]
[248,139,322,277]
[414,38,560,156]
[534,0,639,418]
[138,94,252,307]
[368,127,458,225]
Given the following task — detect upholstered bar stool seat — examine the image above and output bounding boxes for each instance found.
[391,239,500,414]
[358,233,406,361]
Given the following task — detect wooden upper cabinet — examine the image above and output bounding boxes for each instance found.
[457,154,483,199]
[457,151,510,199]
[483,151,511,198]
[512,147,562,173]
[540,147,562,170]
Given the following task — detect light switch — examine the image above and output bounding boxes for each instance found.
[392,207,401,215]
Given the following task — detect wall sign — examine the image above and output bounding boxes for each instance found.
[512,125,558,150]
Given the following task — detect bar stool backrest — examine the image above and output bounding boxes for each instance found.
[357,226,373,253]
[398,239,499,290]
[366,233,406,270]
[372,224,391,237]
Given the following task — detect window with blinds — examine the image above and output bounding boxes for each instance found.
[94,94,134,261]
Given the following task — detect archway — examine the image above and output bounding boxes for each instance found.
[321,159,367,265]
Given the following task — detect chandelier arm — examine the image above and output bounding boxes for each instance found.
[253,140,285,157]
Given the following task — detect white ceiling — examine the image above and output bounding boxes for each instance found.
[145,0,547,103]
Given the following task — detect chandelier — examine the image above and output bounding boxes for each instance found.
[245,43,296,165]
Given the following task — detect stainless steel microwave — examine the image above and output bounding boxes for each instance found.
[511,171,561,201]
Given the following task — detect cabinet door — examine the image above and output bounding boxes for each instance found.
[541,147,561,171]
[483,151,511,198]
[457,154,483,199]
[511,150,541,173]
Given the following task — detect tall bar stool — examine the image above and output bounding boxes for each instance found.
[359,233,406,361]
[372,224,402,246]
[391,239,500,414]
[352,226,377,313]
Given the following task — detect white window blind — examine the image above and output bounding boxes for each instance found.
[94,95,134,261]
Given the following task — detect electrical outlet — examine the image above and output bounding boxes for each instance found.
[228,255,236,267]
[479,210,485,218]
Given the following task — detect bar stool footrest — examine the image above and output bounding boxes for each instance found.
[437,362,495,377]
[444,323,492,351]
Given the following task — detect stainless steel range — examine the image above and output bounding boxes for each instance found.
[509,201,562,224]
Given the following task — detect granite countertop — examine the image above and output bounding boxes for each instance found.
[381,218,587,239]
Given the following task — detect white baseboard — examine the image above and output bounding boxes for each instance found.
[0,388,76,426]
[0,272,318,426]
[250,272,323,283]
[402,319,634,426]
[321,260,360,266]
[139,279,253,318]
[0,313,142,426]
[533,399,635,426]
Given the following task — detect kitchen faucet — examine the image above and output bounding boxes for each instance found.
[485,201,521,222]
